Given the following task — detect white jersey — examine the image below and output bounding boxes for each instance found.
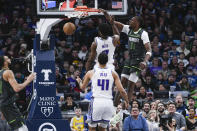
[95,37,115,65]
[91,67,114,99]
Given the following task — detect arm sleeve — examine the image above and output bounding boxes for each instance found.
[121,25,130,35]
[123,117,130,131]
[141,31,150,45]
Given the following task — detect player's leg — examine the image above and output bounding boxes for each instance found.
[99,99,114,131]
[88,126,96,131]
[1,103,27,131]
[98,125,107,131]
[128,72,139,102]
[114,59,130,106]
[16,124,28,131]
[88,98,104,131]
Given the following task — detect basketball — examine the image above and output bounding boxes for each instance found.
[63,22,76,35]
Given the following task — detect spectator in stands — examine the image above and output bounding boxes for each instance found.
[164,74,178,91]
[158,61,170,80]
[78,44,88,61]
[169,56,179,69]
[150,101,157,110]
[141,102,150,119]
[178,53,189,67]
[175,94,187,114]
[70,106,85,131]
[147,110,160,131]
[123,107,148,131]
[160,51,170,63]
[61,94,77,111]
[182,97,197,118]
[62,45,72,63]
[137,86,147,99]
[149,57,162,77]
[167,102,186,130]
[157,102,167,117]
[185,108,197,131]
[176,61,186,80]
[187,45,197,58]
[130,100,140,109]
[177,75,192,91]
[67,69,81,93]
[56,66,65,86]
[176,41,190,57]
[156,72,166,86]
[144,75,156,92]
[109,104,123,131]
[168,42,179,59]
[146,92,154,102]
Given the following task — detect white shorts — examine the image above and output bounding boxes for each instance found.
[128,72,139,83]
[121,74,129,79]
[88,98,115,128]
[94,63,115,71]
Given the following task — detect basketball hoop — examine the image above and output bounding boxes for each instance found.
[66,6,100,18]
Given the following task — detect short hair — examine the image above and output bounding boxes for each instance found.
[135,16,144,27]
[98,52,108,65]
[168,101,176,107]
[98,23,110,38]
[0,56,4,69]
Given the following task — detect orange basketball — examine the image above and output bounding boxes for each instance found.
[63,22,76,35]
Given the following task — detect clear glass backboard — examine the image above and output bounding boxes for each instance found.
[37,0,127,17]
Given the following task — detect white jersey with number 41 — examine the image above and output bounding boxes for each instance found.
[91,67,114,99]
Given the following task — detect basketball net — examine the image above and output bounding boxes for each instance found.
[66,6,100,18]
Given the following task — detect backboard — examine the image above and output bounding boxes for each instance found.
[37,0,127,17]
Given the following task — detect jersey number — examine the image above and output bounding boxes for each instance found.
[97,79,109,90]
[102,49,109,55]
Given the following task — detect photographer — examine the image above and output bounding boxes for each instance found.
[160,116,177,131]
[167,102,186,131]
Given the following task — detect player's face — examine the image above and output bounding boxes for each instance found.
[129,17,137,29]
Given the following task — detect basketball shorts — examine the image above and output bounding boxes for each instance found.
[88,97,115,128]
[121,58,142,82]
[0,103,24,130]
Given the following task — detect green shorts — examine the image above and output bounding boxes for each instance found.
[121,58,142,76]
[0,103,24,130]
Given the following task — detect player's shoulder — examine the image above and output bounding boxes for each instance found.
[3,69,13,75]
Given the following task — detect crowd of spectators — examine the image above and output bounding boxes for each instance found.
[0,0,197,130]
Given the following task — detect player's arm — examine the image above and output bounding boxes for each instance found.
[3,70,35,92]
[144,42,152,63]
[76,71,92,91]
[140,31,152,69]
[85,41,97,71]
[100,9,124,31]
[112,35,120,47]
[112,71,129,108]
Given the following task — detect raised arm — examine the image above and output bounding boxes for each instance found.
[85,41,97,71]
[112,71,129,108]
[3,70,35,92]
[100,9,124,31]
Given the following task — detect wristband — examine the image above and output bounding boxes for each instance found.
[146,51,152,57]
